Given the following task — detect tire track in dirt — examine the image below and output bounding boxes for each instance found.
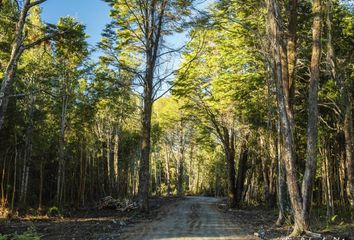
[119,196,258,240]
[188,203,200,232]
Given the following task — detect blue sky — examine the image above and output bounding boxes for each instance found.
[40,0,213,51]
[41,0,111,48]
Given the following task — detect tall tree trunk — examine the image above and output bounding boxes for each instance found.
[196,160,200,194]
[113,126,119,191]
[235,138,248,207]
[177,123,185,197]
[19,163,29,206]
[276,145,288,225]
[177,154,185,197]
[188,144,194,193]
[151,152,156,194]
[1,152,7,207]
[344,96,354,207]
[224,129,237,208]
[137,0,166,211]
[326,0,337,83]
[20,92,35,206]
[287,0,298,117]
[164,146,172,196]
[266,0,306,235]
[302,0,321,226]
[138,87,152,211]
[11,135,18,212]
[38,162,43,210]
[156,150,162,196]
[260,136,271,206]
[325,0,353,208]
[102,140,107,195]
[57,94,68,205]
[268,137,278,208]
[323,147,334,221]
[106,132,111,194]
[272,0,298,227]
[275,114,289,226]
[78,142,86,207]
[339,151,346,206]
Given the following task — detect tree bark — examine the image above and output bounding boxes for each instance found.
[0,152,7,207]
[20,91,35,206]
[113,126,119,191]
[11,135,18,212]
[177,121,186,196]
[106,132,112,194]
[266,0,306,235]
[235,138,248,207]
[177,128,185,197]
[276,148,288,225]
[344,96,354,207]
[325,0,353,208]
[322,147,334,221]
[302,0,321,226]
[188,143,194,193]
[78,142,86,207]
[138,90,152,211]
[137,0,167,212]
[223,128,237,208]
[38,162,43,210]
[287,0,298,116]
[57,92,68,205]
[226,149,237,207]
[164,145,172,196]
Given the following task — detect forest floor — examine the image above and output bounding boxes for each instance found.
[0,196,180,239]
[0,196,353,239]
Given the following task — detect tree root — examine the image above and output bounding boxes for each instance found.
[304,230,322,238]
[288,227,303,238]
[288,228,322,239]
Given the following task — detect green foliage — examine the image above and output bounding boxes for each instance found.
[48,206,59,216]
[174,1,268,132]
[0,227,40,240]
[0,0,17,78]
[0,0,353,228]
[55,17,89,65]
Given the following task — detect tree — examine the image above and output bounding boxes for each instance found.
[0,0,51,131]
[103,0,195,211]
[52,17,88,205]
[0,1,354,238]
[302,0,321,226]
[266,0,322,235]
[174,15,266,206]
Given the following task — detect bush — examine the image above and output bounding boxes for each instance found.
[48,206,60,217]
[0,207,10,219]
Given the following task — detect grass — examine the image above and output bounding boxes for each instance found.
[0,226,40,240]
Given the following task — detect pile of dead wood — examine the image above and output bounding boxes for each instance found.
[96,196,138,212]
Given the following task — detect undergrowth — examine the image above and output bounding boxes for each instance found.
[0,226,40,240]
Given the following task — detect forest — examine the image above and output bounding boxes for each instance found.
[0,0,353,239]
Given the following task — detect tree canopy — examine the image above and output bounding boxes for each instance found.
[0,0,353,238]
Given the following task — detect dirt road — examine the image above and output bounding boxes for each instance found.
[120,196,258,240]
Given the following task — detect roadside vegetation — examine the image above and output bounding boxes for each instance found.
[0,0,353,238]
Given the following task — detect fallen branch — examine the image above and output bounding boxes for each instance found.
[96,196,138,212]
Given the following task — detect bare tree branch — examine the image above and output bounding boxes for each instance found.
[27,0,47,9]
